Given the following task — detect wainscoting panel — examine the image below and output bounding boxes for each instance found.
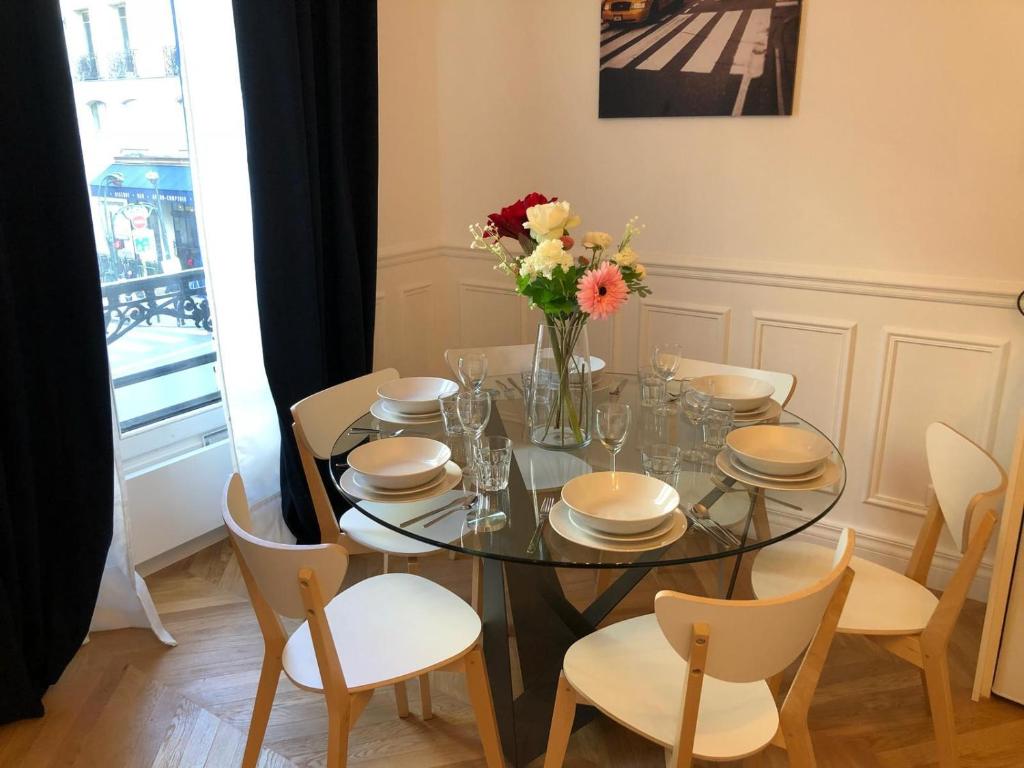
[866,328,1010,515]
[639,299,731,367]
[457,281,524,348]
[752,312,857,446]
[400,282,437,377]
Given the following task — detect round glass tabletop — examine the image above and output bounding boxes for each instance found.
[330,374,846,568]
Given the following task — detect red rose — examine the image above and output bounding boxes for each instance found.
[561,235,574,250]
[487,192,556,240]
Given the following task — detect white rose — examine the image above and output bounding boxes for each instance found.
[582,231,613,249]
[520,238,573,279]
[524,201,582,242]
[613,246,638,267]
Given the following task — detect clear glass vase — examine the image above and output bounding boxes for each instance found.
[527,317,593,450]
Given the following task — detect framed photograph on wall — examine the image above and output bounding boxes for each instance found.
[598,0,802,117]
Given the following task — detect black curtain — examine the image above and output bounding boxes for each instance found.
[232,1,378,543]
[0,3,114,724]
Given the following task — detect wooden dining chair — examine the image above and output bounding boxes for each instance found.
[543,530,856,767]
[751,422,1007,767]
[223,474,504,768]
[673,357,796,408]
[290,368,442,571]
[444,344,534,380]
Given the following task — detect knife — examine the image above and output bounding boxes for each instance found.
[400,494,476,528]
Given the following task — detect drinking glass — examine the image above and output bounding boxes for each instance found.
[702,403,735,455]
[438,392,463,436]
[473,436,513,492]
[639,369,667,407]
[639,401,681,447]
[458,352,488,393]
[651,342,683,384]
[456,391,491,440]
[641,443,683,488]
[681,383,713,463]
[595,402,631,471]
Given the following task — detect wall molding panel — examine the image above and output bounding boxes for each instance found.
[752,312,857,446]
[866,328,1010,516]
[640,299,732,365]
[456,280,532,347]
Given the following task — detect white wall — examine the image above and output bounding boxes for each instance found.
[377,0,1024,597]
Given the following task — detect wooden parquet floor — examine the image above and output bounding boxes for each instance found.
[2,540,1023,767]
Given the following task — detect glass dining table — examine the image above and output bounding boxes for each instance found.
[330,374,846,767]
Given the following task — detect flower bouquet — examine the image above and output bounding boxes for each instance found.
[470,193,651,449]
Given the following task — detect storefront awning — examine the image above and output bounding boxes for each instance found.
[89,163,193,205]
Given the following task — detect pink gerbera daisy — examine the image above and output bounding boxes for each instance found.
[577,262,628,320]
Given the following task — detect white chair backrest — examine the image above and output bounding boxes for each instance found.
[655,529,855,683]
[223,474,348,619]
[926,422,1006,552]
[291,368,400,459]
[673,357,795,407]
[444,345,534,380]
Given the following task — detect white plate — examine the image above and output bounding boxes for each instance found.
[569,509,675,543]
[548,501,687,553]
[728,450,826,483]
[690,375,775,414]
[338,461,463,503]
[346,436,451,489]
[377,376,459,415]
[726,425,833,476]
[734,400,782,424]
[370,399,442,425]
[716,451,841,492]
[351,467,447,496]
[561,471,679,535]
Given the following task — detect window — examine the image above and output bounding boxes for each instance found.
[61,0,224,438]
[74,9,99,80]
[87,100,105,131]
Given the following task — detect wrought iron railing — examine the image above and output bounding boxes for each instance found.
[108,48,138,79]
[101,267,212,344]
[76,54,100,81]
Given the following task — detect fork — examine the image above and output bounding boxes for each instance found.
[526,497,554,554]
[684,507,734,548]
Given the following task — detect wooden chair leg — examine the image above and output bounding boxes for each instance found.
[394,681,411,718]
[324,695,350,768]
[544,672,577,768]
[781,721,815,768]
[382,553,391,574]
[241,653,282,768]
[464,648,504,768]
[419,673,433,720]
[767,671,785,701]
[407,556,419,574]
[922,649,959,768]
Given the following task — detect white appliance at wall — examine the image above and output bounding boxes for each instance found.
[974,411,1024,704]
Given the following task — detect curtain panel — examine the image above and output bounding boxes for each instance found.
[0,2,114,723]
[232,0,379,543]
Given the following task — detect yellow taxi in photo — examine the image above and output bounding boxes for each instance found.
[602,0,678,25]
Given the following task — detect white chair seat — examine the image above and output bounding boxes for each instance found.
[563,615,779,761]
[340,508,442,556]
[751,540,939,635]
[283,573,480,692]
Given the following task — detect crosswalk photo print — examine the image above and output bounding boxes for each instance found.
[599,0,802,117]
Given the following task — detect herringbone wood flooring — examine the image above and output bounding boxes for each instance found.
[1,540,1023,767]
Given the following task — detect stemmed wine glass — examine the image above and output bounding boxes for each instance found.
[681,381,713,463]
[595,402,631,472]
[458,352,488,393]
[651,342,683,386]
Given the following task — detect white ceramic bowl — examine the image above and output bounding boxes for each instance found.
[377,377,459,415]
[561,471,679,535]
[726,425,832,477]
[691,375,775,413]
[346,437,451,490]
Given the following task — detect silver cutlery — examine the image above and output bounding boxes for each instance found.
[423,501,477,528]
[348,427,429,438]
[526,497,554,554]
[692,503,742,547]
[506,377,524,395]
[400,494,476,528]
[609,378,627,397]
[684,506,735,548]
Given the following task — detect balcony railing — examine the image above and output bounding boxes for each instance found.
[76,54,100,81]
[107,49,138,79]
[163,45,180,76]
[101,267,212,344]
